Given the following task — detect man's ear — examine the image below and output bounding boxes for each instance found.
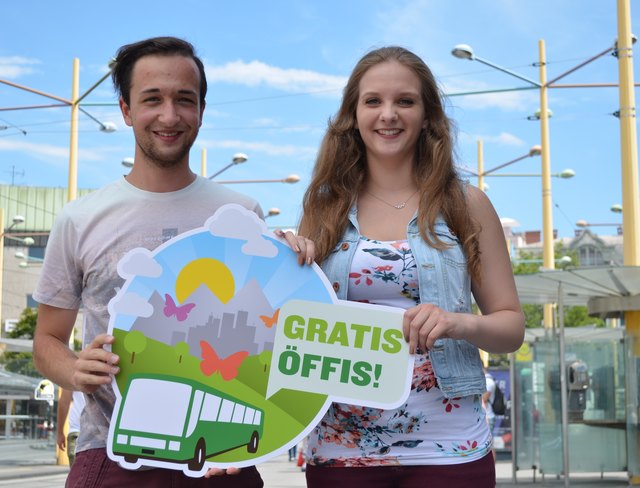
[119,98,133,127]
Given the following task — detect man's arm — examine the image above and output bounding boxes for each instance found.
[33,304,119,392]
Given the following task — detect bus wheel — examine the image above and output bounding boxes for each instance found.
[188,439,206,471]
[124,454,138,464]
[247,431,259,453]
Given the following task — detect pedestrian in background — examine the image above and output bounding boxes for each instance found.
[298,46,525,488]
[56,389,85,467]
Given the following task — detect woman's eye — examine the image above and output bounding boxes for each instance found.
[398,98,415,106]
[364,97,380,105]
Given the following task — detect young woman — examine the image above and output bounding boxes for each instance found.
[298,46,525,488]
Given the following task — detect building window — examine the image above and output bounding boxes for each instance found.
[26,294,38,309]
[579,245,604,266]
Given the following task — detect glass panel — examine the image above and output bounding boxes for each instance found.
[526,331,628,475]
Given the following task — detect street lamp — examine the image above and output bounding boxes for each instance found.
[484,169,575,179]
[216,174,300,184]
[208,153,249,180]
[265,208,281,218]
[122,157,134,169]
[452,43,556,329]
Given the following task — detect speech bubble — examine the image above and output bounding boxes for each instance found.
[267,299,413,409]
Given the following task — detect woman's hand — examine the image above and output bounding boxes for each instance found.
[204,467,242,478]
[274,229,315,266]
[402,304,467,354]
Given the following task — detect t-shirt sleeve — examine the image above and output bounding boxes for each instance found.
[32,207,83,310]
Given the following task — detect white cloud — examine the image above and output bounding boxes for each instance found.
[109,292,154,318]
[444,79,537,111]
[118,248,163,278]
[207,204,277,258]
[0,56,40,78]
[199,138,317,159]
[0,138,123,165]
[458,131,525,147]
[206,60,346,96]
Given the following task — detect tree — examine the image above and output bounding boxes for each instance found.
[174,341,189,364]
[0,307,39,377]
[123,331,147,364]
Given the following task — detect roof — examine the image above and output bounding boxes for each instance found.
[514,265,640,316]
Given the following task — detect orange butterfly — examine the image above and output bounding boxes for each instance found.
[199,341,248,381]
[259,308,280,328]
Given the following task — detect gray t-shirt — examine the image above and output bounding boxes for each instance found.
[33,176,262,453]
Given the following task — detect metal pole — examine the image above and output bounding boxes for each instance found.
[617,1,640,483]
[538,39,555,328]
[201,148,207,177]
[477,139,484,193]
[557,283,570,488]
[0,208,4,334]
[67,58,79,203]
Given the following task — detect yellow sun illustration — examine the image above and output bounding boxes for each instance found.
[175,258,235,304]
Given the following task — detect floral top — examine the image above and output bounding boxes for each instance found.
[307,237,491,467]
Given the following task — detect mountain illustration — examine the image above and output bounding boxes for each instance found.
[128,278,276,358]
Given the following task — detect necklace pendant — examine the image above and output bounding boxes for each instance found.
[393,203,406,209]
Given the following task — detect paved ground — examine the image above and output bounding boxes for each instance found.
[0,440,631,487]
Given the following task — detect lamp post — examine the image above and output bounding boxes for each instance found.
[0,211,36,334]
[216,174,300,184]
[0,59,116,203]
[207,153,249,180]
[265,208,281,218]
[616,3,640,480]
[483,169,575,179]
[453,44,557,329]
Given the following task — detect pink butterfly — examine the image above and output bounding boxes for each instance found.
[200,341,248,381]
[163,294,196,322]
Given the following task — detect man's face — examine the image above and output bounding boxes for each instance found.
[120,54,205,169]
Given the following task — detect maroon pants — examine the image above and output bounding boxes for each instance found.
[66,449,263,488]
[306,453,495,488]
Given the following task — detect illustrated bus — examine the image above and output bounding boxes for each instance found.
[111,373,264,472]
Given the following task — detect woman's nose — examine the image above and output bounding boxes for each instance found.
[380,104,398,122]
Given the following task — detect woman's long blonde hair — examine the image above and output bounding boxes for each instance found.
[299,46,481,282]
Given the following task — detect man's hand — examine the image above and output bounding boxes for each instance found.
[72,334,120,393]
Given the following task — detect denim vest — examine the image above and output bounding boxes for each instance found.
[320,206,486,398]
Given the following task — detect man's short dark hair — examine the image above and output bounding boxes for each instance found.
[111,36,207,106]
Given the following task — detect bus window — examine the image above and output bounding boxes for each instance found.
[244,408,255,424]
[201,394,222,422]
[120,379,193,436]
[218,399,234,422]
[185,390,204,438]
[253,410,262,426]
[232,404,246,424]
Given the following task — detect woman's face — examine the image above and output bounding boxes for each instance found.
[355,60,426,165]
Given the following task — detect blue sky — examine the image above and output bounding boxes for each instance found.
[0,1,637,239]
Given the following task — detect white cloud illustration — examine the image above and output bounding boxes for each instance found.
[117,248,163,278]
[110,292,154,318]
[207,204,278,258]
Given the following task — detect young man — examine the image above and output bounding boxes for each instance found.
[33,36,312,487]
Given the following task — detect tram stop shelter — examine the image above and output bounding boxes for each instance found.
[513,265,640,485]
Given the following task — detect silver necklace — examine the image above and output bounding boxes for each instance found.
[366,189,419,209]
